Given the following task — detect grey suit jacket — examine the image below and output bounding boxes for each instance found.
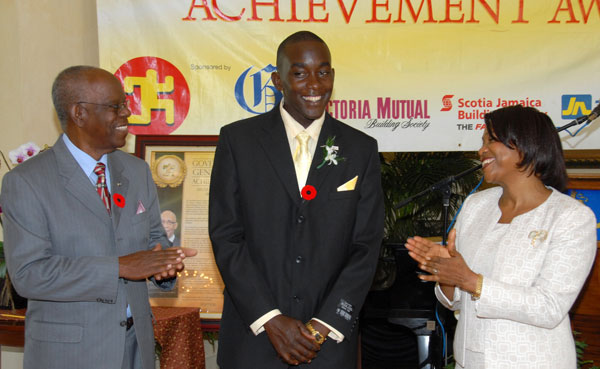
[0,136,171,369]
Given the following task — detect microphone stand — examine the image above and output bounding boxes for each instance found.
[395,112,594,245]
[395,164,481,246]
[556,115,592,133]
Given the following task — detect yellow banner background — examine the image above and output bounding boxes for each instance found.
[98,0,600,152]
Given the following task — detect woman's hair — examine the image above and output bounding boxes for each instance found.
[484,104,568,191]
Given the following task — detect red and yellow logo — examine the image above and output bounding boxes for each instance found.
[114,57,190,135]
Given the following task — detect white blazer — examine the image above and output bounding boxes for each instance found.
[437,187,597,369]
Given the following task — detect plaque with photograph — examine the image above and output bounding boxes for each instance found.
[135,135,223,320]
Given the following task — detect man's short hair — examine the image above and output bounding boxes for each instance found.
[276,31,328,71]
[51,65,98,129]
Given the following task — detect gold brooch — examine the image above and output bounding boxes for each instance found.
[528,230,548,247]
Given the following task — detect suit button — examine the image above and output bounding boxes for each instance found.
[295,256,303,264]
[297,215,305,224]
[120,320,127,327]
[293,295,300,302]
[124,280,128,284]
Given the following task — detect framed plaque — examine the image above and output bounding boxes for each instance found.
[135,135,223,320]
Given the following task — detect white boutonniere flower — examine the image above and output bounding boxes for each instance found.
[317,136,345,169]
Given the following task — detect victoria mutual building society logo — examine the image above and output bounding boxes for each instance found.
[114,57,190,135]
[234,64,282,114]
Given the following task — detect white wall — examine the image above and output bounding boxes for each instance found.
[1,1,95,367]
[0,0,99,241]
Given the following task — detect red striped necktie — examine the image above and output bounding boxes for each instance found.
[93,162,111,214]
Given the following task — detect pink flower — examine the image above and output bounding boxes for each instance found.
[8,150,27,165]
[20,142,40,158]
[8,142,41,165]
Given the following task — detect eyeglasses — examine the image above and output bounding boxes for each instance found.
[77,100,130,112]
[162,220,177,225]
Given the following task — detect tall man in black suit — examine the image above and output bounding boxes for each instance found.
[209,31,384,368]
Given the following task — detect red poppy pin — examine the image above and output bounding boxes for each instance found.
[113,193,126,208]
[301,185,317,201]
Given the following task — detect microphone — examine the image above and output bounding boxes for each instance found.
[556,101,600,133]
[586,102,600,124]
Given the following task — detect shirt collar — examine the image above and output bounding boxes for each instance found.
[62,134,109,185]
[279,99,325,144]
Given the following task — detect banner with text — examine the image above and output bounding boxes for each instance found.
[98,0,600,152]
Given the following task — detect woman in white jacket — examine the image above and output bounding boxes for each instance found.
[406,104,597,369]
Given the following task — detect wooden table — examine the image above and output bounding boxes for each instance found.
[0,309,25,347]
[0,309,25,369]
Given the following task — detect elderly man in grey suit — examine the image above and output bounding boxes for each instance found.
[0,66,196,369]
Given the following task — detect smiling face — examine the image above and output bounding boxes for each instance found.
[271,40,334,128]
[478,129,524,186]
[71,69,131,160]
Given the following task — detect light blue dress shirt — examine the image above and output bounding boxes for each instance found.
[62,134,111,190]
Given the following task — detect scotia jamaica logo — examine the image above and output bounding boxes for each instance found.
[114,57,190,135]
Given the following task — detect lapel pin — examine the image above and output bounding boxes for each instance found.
[301,185,317,201]
[113,193,126,208]
[528,230,548,247]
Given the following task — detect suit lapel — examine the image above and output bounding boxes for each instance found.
[306,115,343,193]
[53,137,112,226]
[258,109,302,205]
[108,153,129,230]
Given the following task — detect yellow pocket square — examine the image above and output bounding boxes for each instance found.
[337,176,358,192]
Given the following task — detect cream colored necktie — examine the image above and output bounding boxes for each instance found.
[293,131,311,191]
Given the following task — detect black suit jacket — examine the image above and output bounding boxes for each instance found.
[209,106,384,368]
